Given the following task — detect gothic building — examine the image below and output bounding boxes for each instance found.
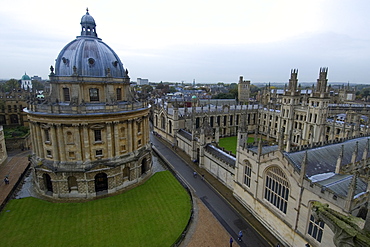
[152,68,370,246]
[0,87,29,127]
[25,10,152,199]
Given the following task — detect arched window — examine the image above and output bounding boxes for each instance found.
[67,131,73,144]
[307,214,325,242]
[123,167,130,181]
[63,88,70,102]
[10,114,18,124]
[68,176,78,192]
[116,88,122,101]
[264,166,289,214]
[161,115,165,129]
[120,127,125,137]
[89,88,99,102]
[243,160,252,187]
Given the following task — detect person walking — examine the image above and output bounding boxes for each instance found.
[193,171,197,178]
[229,237,233,247]
[238,230,243,241]
[4,176,9,185]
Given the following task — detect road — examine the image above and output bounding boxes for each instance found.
[151,135,272,247]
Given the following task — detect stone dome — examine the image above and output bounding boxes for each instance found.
[54,9,127,78]
[21,73,31,80]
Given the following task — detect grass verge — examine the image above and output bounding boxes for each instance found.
[0,171,191,247]
[219,136,257,154]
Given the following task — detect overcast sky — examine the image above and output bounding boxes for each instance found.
[1,0,370,84]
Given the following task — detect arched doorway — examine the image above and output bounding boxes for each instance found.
[141,158,147,175]
[123,167,130,181]
[95,173,108,194]
[43,173,53,194]
[68,176,78,192]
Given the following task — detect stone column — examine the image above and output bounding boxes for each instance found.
[56,124,65,161]
[106,121,113,158]
[127,120,133,153]
[73,123,83,161]
[35,123,44,157]
[113,121,120,156]
[133,119,138,150]
[82,124,90,161]
[51,124,59,160]
[30,122,38,156]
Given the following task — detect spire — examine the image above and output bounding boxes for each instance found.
[300,151,308,184]
[346,173,358,212]
[351,141,359,164]
[363,139,370,163]
[335,145,344,173]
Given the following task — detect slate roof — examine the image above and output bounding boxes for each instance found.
[205,144,236,167]
[285,137,370,177]
[310,173,367,198]
[178,129,192,141]
[248,145,279,155]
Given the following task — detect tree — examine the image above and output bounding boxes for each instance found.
[4,79,20,92]
[32,80,44,91]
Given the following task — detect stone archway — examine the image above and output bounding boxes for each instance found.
[141,158,147,175]
[43,173,53,194]
[95,173,108,194]
[68,176,78,192]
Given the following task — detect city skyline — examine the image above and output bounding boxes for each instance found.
[1,0,370,84]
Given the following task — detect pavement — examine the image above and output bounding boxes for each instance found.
[0,150,31,209]
[151,135,280,247]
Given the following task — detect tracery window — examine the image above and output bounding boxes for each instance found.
[243,160,252,187]
[307,214,324,242]
[264,166,289,214]
[161,115,165,129]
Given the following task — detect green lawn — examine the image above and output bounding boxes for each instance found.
[0,171,191,247]
[219,136,257,154]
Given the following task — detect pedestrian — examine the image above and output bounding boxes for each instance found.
[4,176,9,185]
[193,171,197,178]
[238,230,243,241]
[201,174,205,180]
[229,237,233,247]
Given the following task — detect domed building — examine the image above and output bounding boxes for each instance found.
[25,9,152,199]
[20,73,32,90]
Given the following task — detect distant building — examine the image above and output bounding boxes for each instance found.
[0,88,29,127]
[20,73,32,90]
[238,76,250,104]
[137,78,149,85]
[31,75,42,81]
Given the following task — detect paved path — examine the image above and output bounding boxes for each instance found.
[0,150,30,207]
[151,135,279,247]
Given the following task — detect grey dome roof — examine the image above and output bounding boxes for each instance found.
[54,10,127,78]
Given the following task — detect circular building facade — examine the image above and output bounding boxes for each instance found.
[25,10,152,199]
